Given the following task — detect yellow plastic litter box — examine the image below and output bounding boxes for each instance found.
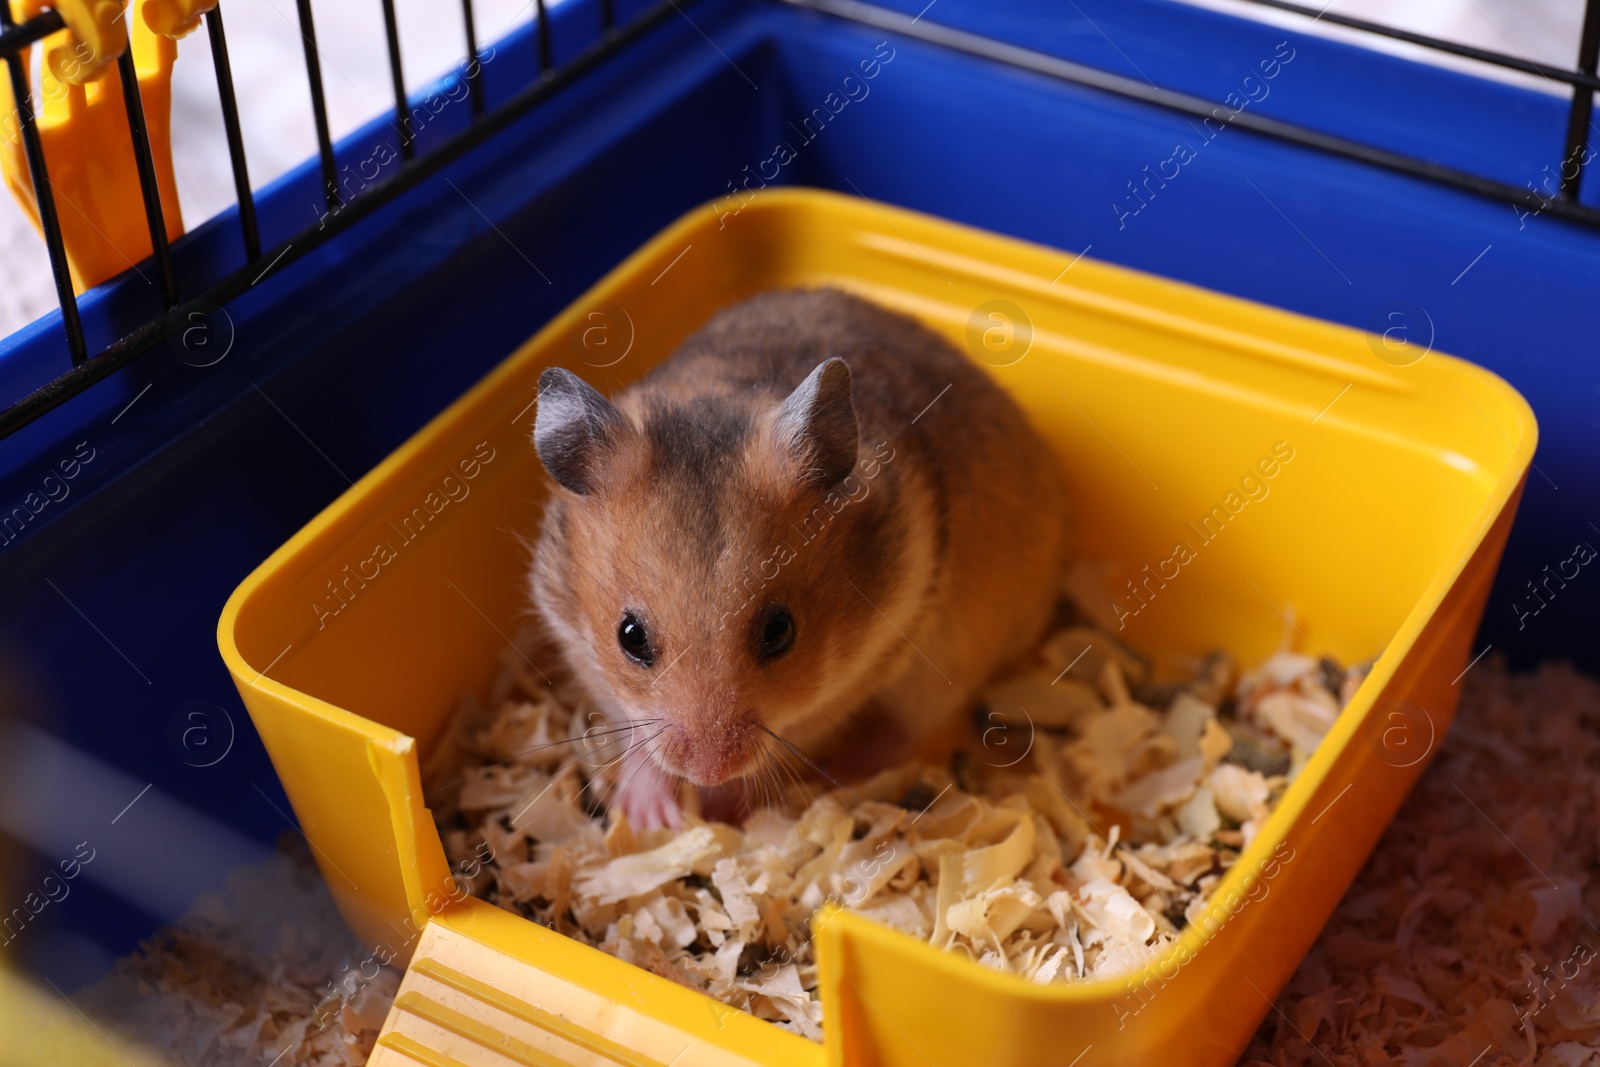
[217,188,1534,1067]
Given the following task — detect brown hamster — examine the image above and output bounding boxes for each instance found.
[530,288,1068,829]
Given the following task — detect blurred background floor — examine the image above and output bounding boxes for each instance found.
[0,0,1588,340]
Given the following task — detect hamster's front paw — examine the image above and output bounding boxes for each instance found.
[611,749,684,831]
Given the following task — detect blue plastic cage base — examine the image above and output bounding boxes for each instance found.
[0,0,1595,992]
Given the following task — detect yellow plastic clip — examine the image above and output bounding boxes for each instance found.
[42,0,126,85]
[0,0,187,293]
[142,0,215,41]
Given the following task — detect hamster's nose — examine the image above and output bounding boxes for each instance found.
[677,748,741,787]
[659,715,754,786]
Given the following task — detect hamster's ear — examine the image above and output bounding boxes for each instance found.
[772,357,858,488]
[534,367,626,495]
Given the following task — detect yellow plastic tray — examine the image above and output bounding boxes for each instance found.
[218,188,1534,1067]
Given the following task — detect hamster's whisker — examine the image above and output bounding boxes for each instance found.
[760,752,783,814]
[771,749,800,811]
[609,749,652,802]
[738,765,759,816]
[769,741,814,808]
[604,728,675,815]
[591,725,668,774]
[616,725,668,766]
[757,724,841,790]
[765,750,787,811]
[773,740,821,813]
[764,748,784,812]
[756,742,787,811]
[508,718,661,756]
[422,719,658,805]
[740,762,757,812]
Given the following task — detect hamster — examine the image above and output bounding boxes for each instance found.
[530,287,1068,830]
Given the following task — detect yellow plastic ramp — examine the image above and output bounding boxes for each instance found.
[370,896,818,1067]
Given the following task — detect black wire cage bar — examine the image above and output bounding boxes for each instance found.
[0,0,1597,441]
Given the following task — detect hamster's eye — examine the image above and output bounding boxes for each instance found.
[617,613,654,666]
[758,607,796,661]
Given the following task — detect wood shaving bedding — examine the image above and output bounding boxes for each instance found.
[57,657,1600,1065]
[427,601,1366,1040]
[67,839,400,1067]
[1241,658,1600,1067]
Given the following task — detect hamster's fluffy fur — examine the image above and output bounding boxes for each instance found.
[530,288,1068,829]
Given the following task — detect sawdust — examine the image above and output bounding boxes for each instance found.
[426,599,1363,1040]
[69,839,399,1067]
[58,656,1600,1064]
[1241,658,1600,1067]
